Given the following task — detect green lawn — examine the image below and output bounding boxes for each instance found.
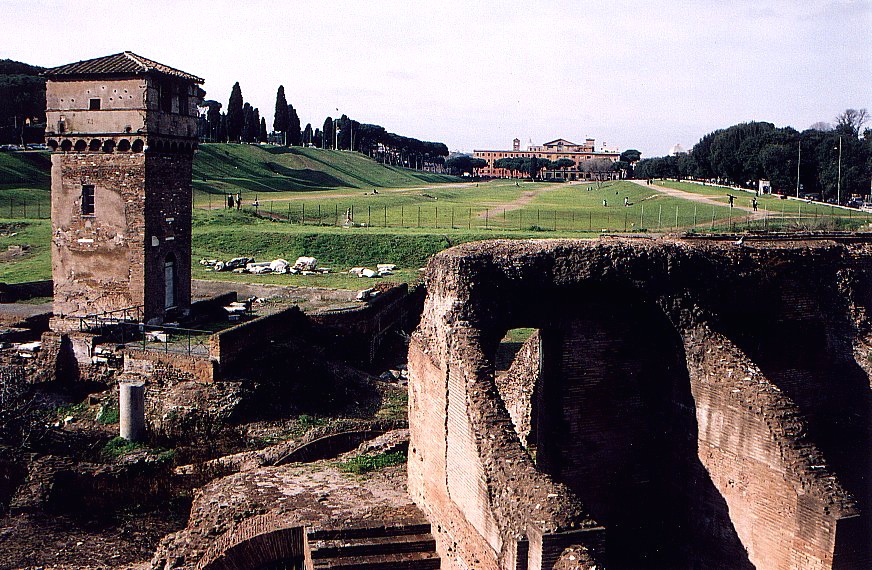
[0,219,51,282]
[0,151,52,220]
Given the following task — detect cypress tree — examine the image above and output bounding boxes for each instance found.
[287,104,301,146]
[313,128,323,149]
[259,118,268,143]
[273,85,289,145]
[227,82,244,142]
[322,116,334,149]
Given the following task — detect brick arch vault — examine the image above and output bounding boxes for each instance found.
[196,513,308,570]
[407,237,872,570]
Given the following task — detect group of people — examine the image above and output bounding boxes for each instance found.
[226,192,242,210]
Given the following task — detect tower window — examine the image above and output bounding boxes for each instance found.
[89,98,101,110]
[81,185,95,216]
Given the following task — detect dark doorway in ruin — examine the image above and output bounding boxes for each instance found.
[164,253,176,310]
[494,284,753,569]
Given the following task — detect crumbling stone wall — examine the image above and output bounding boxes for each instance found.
[409,237,872,570]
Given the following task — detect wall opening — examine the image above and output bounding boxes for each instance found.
[164,254,176,310]
[512,285,752,569]
[81,185,95,216]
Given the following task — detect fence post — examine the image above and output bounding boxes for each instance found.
[451,207,454,229]
[417,206,421,228]
[675,207,679,231]
[435,206,438,229]
[368,205,371,226]
[658,205,662,229]
[485,208,488,229]
[640,204,644,229]
[693,204,697,226]
[384,205,387,227]
[401,205,404,227]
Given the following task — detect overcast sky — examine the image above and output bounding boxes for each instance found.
[2,0,870,157]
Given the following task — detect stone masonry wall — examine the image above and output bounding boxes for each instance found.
[409,237,872,570]
[51,152,146,318]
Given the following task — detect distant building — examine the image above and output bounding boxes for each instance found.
[44,52,204,329]
[473,138,620,180]
[670,143,687,156]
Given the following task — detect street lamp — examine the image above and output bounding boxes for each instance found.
[836,136,842,204]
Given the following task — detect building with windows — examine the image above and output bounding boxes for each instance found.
[44,52,204,328]
[473,138,620,180]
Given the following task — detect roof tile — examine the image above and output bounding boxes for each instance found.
[43,51,203,83]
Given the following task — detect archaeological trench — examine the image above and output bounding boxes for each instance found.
[1,235,871,569]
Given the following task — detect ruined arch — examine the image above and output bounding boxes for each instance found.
[132,139,144,153]
[47,139,58,151]
[116,139,130,152]
[89,138,102,152]
[196,515,307,570]
[170,141,179,154]
[60,139,72,152]
[409,238,870,570]
[101,139,115,153]
[73,139,87,151]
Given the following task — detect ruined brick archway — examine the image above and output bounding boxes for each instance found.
[195,514,307,570]
[408,238,872,570]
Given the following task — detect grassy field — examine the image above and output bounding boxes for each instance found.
[655,179,872,228]
[1,148,869,287]
[0,152,51,219]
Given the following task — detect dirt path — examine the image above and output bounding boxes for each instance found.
[629,179,766,220]
[475,182,574,218]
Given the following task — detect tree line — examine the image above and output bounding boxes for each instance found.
[634,109,872,202]
[198,82,450,171]
[0,60,46,145]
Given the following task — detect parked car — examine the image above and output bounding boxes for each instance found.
[0,144,21,152]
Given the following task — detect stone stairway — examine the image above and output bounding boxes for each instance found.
[308,522,440,569]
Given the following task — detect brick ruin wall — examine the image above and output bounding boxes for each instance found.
[408,238,872,570]
[51,152,146,319]
[143,153,193,322]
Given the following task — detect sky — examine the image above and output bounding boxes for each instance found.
[2,0,870,157]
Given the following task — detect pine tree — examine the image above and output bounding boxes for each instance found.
[273,85,289,145]
[302,123,313,146]
[227,82,244,142]
[322,117,334,149]
[252,108,261,142]
[313,128,323,148]
[287,104,302,146]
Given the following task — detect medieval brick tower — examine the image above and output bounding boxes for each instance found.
[44,52,204,328]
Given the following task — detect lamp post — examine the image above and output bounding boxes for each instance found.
[796,140,801,198]
[836,136,842,204]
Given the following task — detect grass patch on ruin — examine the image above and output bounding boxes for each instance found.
[96,402,120,425]
[375,387,408,421]
[101,436,176,463]
[338,450,407,475]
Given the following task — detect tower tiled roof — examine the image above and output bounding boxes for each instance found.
[43,52,203,84]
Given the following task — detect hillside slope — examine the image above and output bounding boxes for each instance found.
[193,144,457,195]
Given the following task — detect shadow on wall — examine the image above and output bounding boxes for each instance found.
[487,284,754,569]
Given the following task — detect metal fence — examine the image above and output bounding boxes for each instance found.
[196,198,872,234]
[78,305,212,356]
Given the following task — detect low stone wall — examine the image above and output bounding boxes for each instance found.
[209,305,307,377]
[124,349,218,383]
[310,283,423,365]
[0,279,52,302]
